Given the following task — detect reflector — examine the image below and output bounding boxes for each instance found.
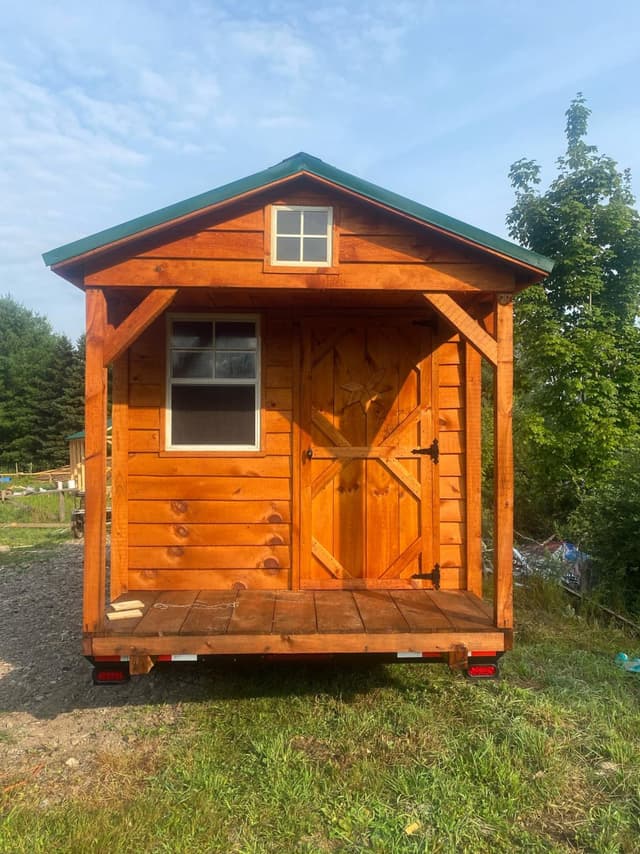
[93,669,128,683]
[467,664,497,678]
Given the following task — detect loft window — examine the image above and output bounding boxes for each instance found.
[272,205,332,265]
[166,315,260,450]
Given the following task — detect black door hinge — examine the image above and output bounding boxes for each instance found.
[412,563,441,590]
[411,438,439,464]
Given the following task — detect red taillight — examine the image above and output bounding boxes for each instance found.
[467,664,497,678]
[93,669,128,683]
[93,655,122,662]
[156,655,172,662]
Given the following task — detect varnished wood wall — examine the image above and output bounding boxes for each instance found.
[85,180,514,296]
[99,183,501,594]
[438,335,466,587]
[121,315,294,592]
[112,318,470,593]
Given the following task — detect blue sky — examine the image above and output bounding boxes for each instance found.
[3,0,640,340]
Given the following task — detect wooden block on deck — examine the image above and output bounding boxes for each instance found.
[103,590,159,634]
[107,609,143,621]
[110,599,146,612]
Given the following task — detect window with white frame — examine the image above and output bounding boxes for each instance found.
[167,315,260,450]
[271,205,332,265]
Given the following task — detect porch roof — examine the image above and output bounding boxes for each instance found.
[42,152,554,275]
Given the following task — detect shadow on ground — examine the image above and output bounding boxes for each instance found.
[0,544,400,720]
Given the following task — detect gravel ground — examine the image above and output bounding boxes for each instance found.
[0,542,211,803]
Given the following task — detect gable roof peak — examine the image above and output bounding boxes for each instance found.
[278,151,324,170]
[43,153,554,275]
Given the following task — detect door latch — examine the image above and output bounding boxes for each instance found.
[412,563,441,590]
[411,438,439,464]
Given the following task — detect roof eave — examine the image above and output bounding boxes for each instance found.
[43,152,554,277]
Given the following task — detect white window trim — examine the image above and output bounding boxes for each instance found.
[271,205,333,266]
[166,313,261,452]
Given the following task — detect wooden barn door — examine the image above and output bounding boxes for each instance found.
[300,317,438,588]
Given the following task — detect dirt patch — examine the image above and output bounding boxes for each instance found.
[0,543,210,804]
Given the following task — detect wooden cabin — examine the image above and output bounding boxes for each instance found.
[43,153,552,679]
[68,421,112,491]
[67,429,86,491]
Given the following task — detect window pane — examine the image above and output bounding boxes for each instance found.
[171,320,213,348]
[215,321,257,349]
[304,210,328,235]
[276,209,301,234]
[276,236,301,262]
[171,385,256,446]
[172,350,214,379]
[302,236,328,262]
[215,351,256,378]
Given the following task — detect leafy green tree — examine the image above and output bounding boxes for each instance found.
[573,442,640,613]
[507,94,640,535]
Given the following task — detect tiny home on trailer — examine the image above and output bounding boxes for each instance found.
[43,153,552,682]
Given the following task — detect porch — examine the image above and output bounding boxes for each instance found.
[89,587,506,657]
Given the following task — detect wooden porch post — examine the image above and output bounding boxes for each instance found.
[493,295,514,630]
[465,342,483,597]
[84,288,108,634]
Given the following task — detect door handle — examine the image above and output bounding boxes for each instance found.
[305,448,314,460]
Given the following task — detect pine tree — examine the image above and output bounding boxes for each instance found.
[0,296,85,471]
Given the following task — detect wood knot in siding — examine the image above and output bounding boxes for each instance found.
[173,525,189,539]
[171,500,188,515]
[263,557,280,572]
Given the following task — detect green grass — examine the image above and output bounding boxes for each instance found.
[0,491,76,525]
[1,585,640,853]
[0,526,70,552]
[0,488,76,554]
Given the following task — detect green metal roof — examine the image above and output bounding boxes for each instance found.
[42,152,554,273]
[67,419,112,441]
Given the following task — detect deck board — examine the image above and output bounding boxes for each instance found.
[314,591,364,633]
[390,590,455,631]
[180,590,237,635]
[134,590,198,635]
[431,591,494,631]
[104,589,497,646]
[227,590,276,634]
[353,590,410,633]
[273,592,317,634]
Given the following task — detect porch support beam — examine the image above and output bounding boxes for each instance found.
[84,288,108,633]
[103,288,177,366]
[421,292,498,365]
[493,295,514,630]
[465,342,483,597]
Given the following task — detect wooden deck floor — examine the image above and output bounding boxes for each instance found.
[90,589,504,657]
